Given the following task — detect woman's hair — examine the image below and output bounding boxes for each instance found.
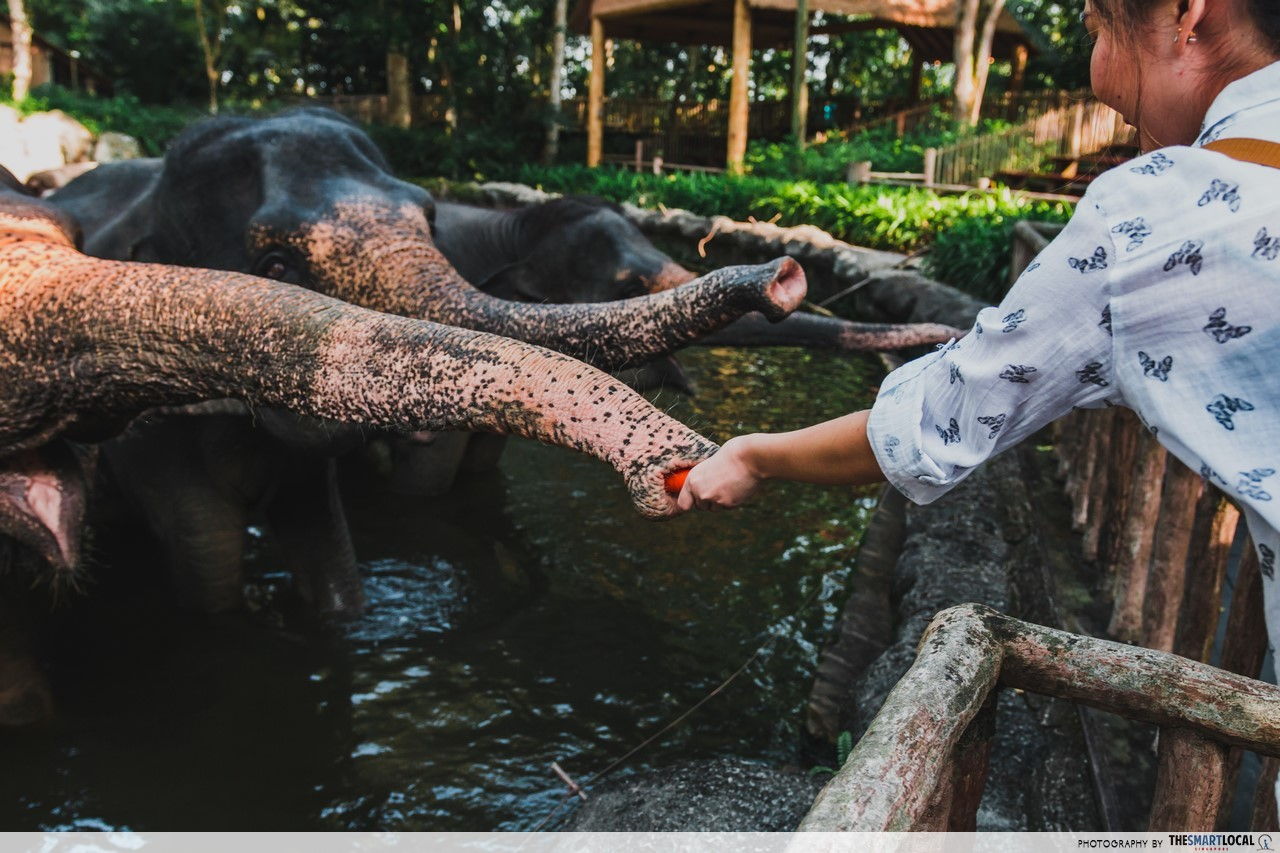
[1091,0,1280,51]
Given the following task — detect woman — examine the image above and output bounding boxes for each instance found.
[678,0,1280,660]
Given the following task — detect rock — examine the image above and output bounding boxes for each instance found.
[562,758,822,831]
[21,110,94,165]
[93,132,143,163]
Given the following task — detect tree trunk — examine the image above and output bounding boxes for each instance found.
[790,0,809,147]
[386,50,413,129]
[951,0,1004,125]
[193,0,223,115]
[8,0,32,101]
[541,0,568,164]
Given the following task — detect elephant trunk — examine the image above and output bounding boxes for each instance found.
[1,198,715,522]
[695,312,965,351]
[275,200,807,371]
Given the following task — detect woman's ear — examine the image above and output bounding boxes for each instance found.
[1176,0,1207,46]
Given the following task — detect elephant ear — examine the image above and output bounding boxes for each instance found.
[475,260,547,302]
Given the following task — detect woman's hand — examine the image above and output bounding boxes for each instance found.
[676,435,766,511]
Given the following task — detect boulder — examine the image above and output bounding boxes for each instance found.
[93,132,143,163]
[21,110,94,165]
[562,758,822,831]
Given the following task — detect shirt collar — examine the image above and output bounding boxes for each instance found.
[1195,60,1280,146]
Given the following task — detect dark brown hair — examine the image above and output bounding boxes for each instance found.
[1090,0,1280,51]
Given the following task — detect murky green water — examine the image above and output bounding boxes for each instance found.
[1,345,882,830]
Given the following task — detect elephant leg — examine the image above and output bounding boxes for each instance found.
[267,456,364,619]
[103,419,255,614]
[0,581,53,726]
[383,432,471,496]
[459,434,509,473]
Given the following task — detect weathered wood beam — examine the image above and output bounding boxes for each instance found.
[798,605,1004,831]
[1174,490,1240,663]
[726,0,752,173]
[1141,462,1204,651]
[996,609,1280,756]
[1149,727,1228,830]
[587,17,606,168]
[1108,434,1168,641]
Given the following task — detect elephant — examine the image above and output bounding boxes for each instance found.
[0,172,792,723]
[431,195,961,353]
[44,108,805,623]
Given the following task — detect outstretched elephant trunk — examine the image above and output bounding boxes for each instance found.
[0,192,716,581]
[257,198,807,372]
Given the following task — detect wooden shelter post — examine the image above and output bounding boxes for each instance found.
[790,0,810,147]
[587,16,606,167]
[1011,43,1029,94]
[727,0,753,173]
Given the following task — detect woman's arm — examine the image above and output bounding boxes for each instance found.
[675,411,881,510]
[679,194,1124,512]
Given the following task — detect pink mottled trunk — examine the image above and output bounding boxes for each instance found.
[1,196,715,518]
[265,200,807,370]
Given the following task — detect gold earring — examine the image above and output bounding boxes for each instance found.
[1186,31,1198,43]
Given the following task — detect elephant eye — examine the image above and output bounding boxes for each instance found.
[254,252,298,283]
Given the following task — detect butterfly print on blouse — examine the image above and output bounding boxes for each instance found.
[1024,262,1041,274]
[1202,307,1252,343]
[936,418,961,446]
[1198,179,1242,212]
[1163,240,1204,275]
[1099,304,1113,336]
[1138,351,1173,381]
[883,435,900,461]
[1254,227,1280,261]
[1111,217,1152,252]
[1237,468,1275,502]
[1068,247,1108,273]
[1002,309,1026,332]
[949,363,964,385]
[1130,152,1174,175]
[936,339,961,353]
[974,321,984,336]
[1076,362,1109,387]
[1000,364,1038,383]
[976,413,1006,440]
[1259,544,1275,581]
[1200,464,1229,487]
[1198,115,1234,145]
[1205,394,1255,431]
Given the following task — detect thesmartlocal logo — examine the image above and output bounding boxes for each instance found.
[1166,834,1273,852]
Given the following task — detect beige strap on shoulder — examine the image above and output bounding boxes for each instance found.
[1203,137,1280,169]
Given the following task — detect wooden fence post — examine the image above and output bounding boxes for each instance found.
[1149,727,1229,830]
[1108,435,1168,642]
[634,139,644,172]
[1141,463,1204,651]
[846,160,872,184]
[923,147,937,187]
[1174,491,1241,663]
[1253,757,1280,830]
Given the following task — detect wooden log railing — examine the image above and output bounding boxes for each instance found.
[799,604,1280,831]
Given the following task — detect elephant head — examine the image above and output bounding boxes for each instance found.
[0,177,723,585]
[430,195,965,353]
[53,109,805,373]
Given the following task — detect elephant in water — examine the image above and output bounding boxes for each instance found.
[0,170,772,723]
[46,107,805,621]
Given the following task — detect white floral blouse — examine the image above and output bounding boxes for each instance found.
[867,61,1280,658]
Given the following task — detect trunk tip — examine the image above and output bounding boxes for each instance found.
[763,257,807,321]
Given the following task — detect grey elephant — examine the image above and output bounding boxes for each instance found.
[0,168,795,723]
[46,107,805,623]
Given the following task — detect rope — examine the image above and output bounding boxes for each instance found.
[526,577,833,832]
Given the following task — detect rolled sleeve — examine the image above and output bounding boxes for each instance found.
[868,198,1122,505]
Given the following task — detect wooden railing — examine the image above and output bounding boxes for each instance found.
[932,98,1131,187]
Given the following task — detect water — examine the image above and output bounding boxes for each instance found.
[1,346,883,830]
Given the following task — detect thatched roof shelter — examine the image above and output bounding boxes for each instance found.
[572,0,1035,170]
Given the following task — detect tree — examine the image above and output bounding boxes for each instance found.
[540,0,567,163]
[953,0,1007,124]
[192,0,228,113]
[9,0,33,100]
